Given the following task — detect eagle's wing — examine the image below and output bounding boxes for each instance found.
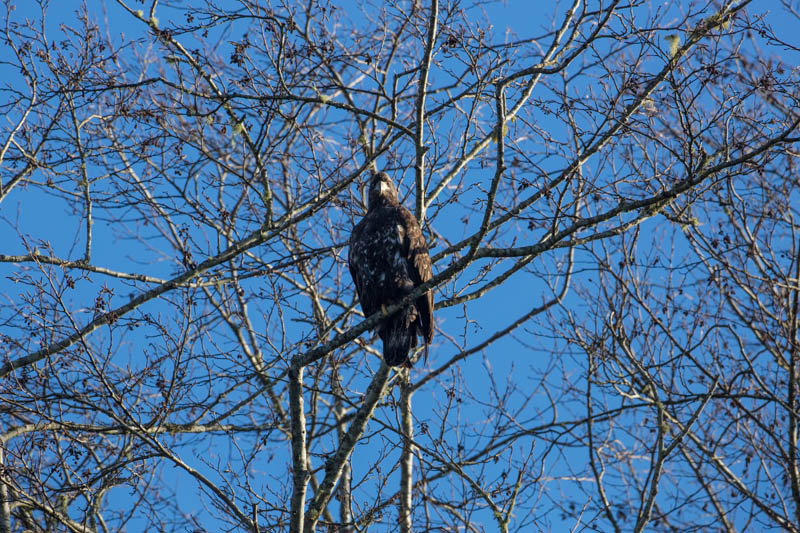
[347,240,362,307]
[348,218,381,318]
[400,208,434,344]
[348,223,368,313]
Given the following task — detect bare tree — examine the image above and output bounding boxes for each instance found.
[1,0,799,531]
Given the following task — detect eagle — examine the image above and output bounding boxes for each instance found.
[348,171,434,367]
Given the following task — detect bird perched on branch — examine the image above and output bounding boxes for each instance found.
[348,171,434,367]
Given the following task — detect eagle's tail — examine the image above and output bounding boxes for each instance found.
[379,306,418,367]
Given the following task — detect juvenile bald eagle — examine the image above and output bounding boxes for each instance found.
[348,172,434,367]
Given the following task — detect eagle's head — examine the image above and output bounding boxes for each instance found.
[367,171,399,209]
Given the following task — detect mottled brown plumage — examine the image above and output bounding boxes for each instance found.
[348,172,434,367]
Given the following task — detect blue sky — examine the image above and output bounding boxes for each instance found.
[3,0,800,531]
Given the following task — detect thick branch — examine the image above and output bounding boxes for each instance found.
[414,0,438,222]
[302,364,391,531]
[289,365,309,533]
